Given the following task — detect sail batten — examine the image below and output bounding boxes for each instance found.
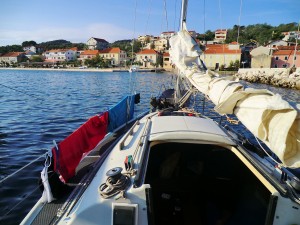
[169,29,300,168]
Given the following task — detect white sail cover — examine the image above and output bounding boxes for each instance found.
[169,29,300,168]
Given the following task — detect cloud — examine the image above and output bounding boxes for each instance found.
[0,23,138,46]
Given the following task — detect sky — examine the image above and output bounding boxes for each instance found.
[0,0,299,46]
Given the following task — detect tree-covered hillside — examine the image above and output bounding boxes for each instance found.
[197,22,298,45]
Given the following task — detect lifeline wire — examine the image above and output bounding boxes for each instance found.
[0,160,56,222]
[0,152,46,184]
[0,83,44,102]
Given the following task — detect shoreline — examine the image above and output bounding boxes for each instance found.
[0,67,171,73]
[0,67,115,72]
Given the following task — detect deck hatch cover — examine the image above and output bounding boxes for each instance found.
[112,203,138,225]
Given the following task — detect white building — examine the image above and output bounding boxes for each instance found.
[43,48,77,62]
[154,38,168,51]
[135,49,162,68]
[23,46,36,53]
[214,29,227,42]
[282,31,300,41]
[160,31,175,39]
[86,37,109,50]
[0,52,26,65]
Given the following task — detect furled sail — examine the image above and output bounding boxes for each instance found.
[169,29,300,168]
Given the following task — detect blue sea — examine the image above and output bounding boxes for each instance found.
[0,69,299,225]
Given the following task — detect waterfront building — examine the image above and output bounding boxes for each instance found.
[272,48,300,68]
[154,38,169,51]
[250,46,272,68]
[200,43,241,70]
[0,52,26,65]
[163,52,172,71]
[43,48,77,63]
[79,50,100,63]
[135,49,162,68]
[86,37,109,50]
[99,47,127,66]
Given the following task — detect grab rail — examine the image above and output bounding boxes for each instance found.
[119,120,140,150]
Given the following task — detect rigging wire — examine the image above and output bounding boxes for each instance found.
[144,0,153,36]
[218,0,223,30]
[163,0,169,31]
[174,0,178,32]
[237,0,243,44]
[0,83,44,102]
[0,163,58,222]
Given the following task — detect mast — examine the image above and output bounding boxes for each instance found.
[180,0,188,31]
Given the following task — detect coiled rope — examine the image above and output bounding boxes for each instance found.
[99,171,134,199]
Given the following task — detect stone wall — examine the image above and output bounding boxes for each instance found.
[235,68,300,90]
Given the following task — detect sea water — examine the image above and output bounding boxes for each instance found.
[0,69,299,224]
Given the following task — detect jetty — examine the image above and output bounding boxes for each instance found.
[235,68,300,90]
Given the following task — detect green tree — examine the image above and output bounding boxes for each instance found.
[22,40,37,47]
[204,30,215,41]
[31,55,43,62]
[0,45,23,54]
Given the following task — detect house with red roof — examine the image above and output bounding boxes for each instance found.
[99,47,127,66]
[135,49,162,68]
[0,52,26,65]
[200,43,241,69]
[79,50,100,61]
[86,37,109,50]
[272,48,300,68]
